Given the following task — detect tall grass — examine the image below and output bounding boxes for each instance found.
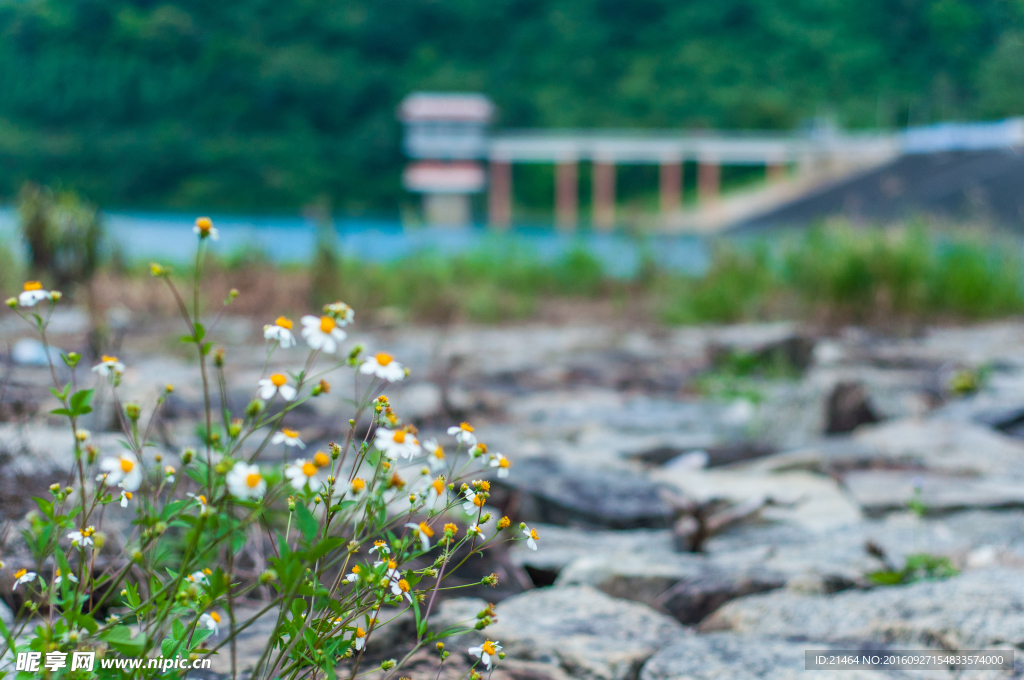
[81,222,1024,326]
[658,224,1024,325]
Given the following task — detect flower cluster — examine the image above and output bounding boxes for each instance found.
[0,217,536,680]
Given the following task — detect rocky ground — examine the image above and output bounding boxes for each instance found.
[4,310,1024,678]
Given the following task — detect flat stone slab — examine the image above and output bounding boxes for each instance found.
[843,470,1024,515]
[640,633,950,680]
[433,587,684,680]
[498,457,676,529]
[703,567,1024,650]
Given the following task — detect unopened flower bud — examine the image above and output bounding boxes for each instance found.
[259,569,278,584]
[150,262,166,277]
[497,516,511,529]
[64,352,80,368]
[50,291,61,301]
[229,419,243,437]
[436,642,445,651]
[287,497,296,512]
[330,442,341,458]
[125,402,141,421]
[49,483,60,495]
[165,383,174,393]
[182,447,195,464]
[132,550,144,563]
[153,522,167,535]
[5,297,16,308]
[246,400,264,417]
[64,486,73,495]
[213,347,225,367]
[381,660,396,671]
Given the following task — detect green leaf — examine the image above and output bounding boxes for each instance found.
[100,626,146,655]
[69,388,94,416]
[294,504,318,543]
[172,618,185,640]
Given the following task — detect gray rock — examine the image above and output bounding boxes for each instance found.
[703,567,1024,650]
[508,524,676,576]
[497,458,675,529]
[824,382,880,434]
[438,587,684,680]
[843,471,1024,516]
[640,634,947,680]
[658,569,787,625]
[555,552,706,609]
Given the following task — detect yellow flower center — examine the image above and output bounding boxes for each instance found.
[319,316,336,333]
[375,353,393,366]
[482,641,496,655]
[398,579,410,592]
[83,527,95,536]
[209,611,221,623]
[433,446,444,459]
[499,457,510,468]
[102,355,119,364]
[477,480,491,492]
[375,540,386,548]
[476,443,488,454]
[530,529,539,540]
[393,431,406,444]
[14,568,27,579]
[120,458,134,473]
[203,568,212,575]
[314,452,330,467]
[246,473,262,488]
[432,478,444,494]
[351,478,366,492]
[270,373,287,387]
[301,462,318,477]
[418,522,434,537]
[354,627,366,638]
[444,523,458,534]
[352,565,361,573]
[23,281,42,291]
[474,496,486,508]
[195,217,212,234]
[460,422,474,432]
[124,491,133,500]
[282,428,299,438]
[197,495,207,505]
[275,316,293,330]
[387,559,397,569]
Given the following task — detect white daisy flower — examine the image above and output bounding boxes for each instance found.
[271,428,305,448]
[68,526,96,549]
[285,459,319,490]
[324,301,355,325]
[199,611,221,635]
[447,422,477,446]
[92,355,126,377]
[344,565,362,583]
[349,477,367,496]
[226,462,266,499]
[489,453,512,478]
[12,568,37,590]
[467,523,486,541]
[53,569,78,586]
[300,315,347,354]
[164,465,176,484]
[263,316,295,348]
[424,439,446,471]
[18,281,56,307]
[374,428,420,460]
[522,524,539,551]
[424,476,446,509]
[119,488,133,508]
[257,373,297,401]
[405,521,435,552]
[368,540,390,556]
[99,452,142,491]
[186,569,212,586]
[390,577,413,603]
[187,492,210,515]
[359,353,406,382]
[193,217,218,240]
[469,640,502,670]
[374,558,399,581]
[352,626,366,650]
[463,488,486,515]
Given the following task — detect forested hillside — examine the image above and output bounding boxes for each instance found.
[1,0,1022,212]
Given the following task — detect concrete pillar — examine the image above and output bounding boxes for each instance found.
[698,158,720,205]
[592,160,616,230]
[488,160,512,228]
[424,194,471,226]
[555,160,578,230]
[766,159,786,183]
[659,160,683,215]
